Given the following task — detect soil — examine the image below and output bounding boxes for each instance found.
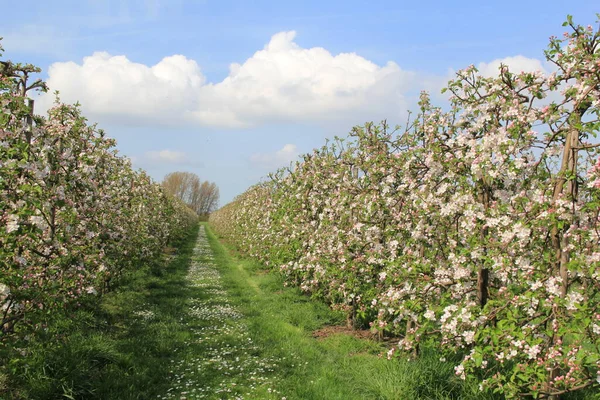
[311,325,376,340]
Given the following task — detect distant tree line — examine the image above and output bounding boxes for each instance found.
[162,172,219,220]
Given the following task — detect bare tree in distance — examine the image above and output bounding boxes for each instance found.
[162,172,197,203]
[162,172,219,219]
[198,181,219,216]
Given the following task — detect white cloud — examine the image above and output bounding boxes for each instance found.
[250,144,300,168]
[477,55,547,78]
[38,31,414,128]
[195,31,415,126]
[38,52,206,125]
[36,32,548,129]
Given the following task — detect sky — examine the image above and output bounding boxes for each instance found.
[1,0,598,205]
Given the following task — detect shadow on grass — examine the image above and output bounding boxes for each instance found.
[1,225,200,400]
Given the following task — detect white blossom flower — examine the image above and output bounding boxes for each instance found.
[454,364,466,380]
[0,283,10,299]
[424,309,436,321]
[525,344,541,360]
[463,330,475,344]
[5,214,19,233]
[566,291,584,311]
[85,286,98,295]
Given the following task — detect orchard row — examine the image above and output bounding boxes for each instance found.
[210,16,600,398]
[0,43,198,343]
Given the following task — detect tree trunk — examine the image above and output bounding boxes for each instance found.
[547,116,580,399]
[477,180,491,308]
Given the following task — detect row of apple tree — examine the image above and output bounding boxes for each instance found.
[0,42,198,343]
[210,16,600,398]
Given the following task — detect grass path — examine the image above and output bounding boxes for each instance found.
[159,225,286,399]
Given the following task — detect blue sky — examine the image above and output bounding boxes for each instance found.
[1,0,598,204]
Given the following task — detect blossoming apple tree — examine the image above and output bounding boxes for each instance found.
[210,16,600,398]
[0,41,198,341]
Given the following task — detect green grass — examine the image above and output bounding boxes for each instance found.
[2,223,596,399]
[0,225,200,399]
